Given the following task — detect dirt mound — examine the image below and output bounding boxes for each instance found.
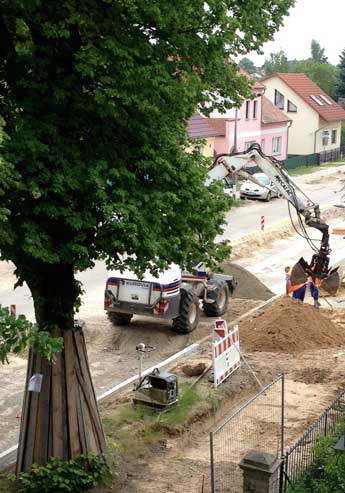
[240,296,345,353]
[220,263,274,301]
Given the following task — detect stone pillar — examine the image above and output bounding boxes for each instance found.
[239,450,282,493]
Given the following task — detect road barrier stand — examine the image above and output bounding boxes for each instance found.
[261,215,265,231]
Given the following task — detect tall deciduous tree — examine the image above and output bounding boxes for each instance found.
[263,50,290,75]
[239,57,257,75]
[0,0,295,473]
[311,39,328,63]
[335,49,345,101]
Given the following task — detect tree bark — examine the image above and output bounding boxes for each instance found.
[15,261,106,474]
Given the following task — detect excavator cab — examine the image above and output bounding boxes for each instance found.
[291,257,341,296]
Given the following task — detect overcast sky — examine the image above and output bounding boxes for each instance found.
[246,0,344,66]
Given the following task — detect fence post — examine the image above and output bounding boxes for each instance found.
[324,410,328,436]
[210,432,215,493]
[240,450,282,493]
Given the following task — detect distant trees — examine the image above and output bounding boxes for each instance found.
[238,57,256,74]
[311,39,328,63]
[263,50,290,75]
[335,49,345,100]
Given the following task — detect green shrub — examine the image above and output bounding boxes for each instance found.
[13,454,112,493]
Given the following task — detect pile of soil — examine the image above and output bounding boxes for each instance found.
[240,296,345,353]
[220,262,274,301]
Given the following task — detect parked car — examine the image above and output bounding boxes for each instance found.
[240,173,279,202]
[223,177,235,198]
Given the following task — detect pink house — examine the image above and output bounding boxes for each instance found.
[208,71,291,160]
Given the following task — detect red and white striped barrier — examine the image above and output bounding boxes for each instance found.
[212,320,240,388]
[260,215,265,231]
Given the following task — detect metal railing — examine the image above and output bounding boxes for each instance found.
[210,374,284,493]
[280,386,345,491]
[319,145,345,164]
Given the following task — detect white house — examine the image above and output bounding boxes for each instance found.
[262,73,345,155]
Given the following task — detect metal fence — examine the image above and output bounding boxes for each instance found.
[210,374,284,493]
[319,145,345,164]
[280,386,345,492]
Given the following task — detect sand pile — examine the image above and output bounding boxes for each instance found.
[240,296,345,352]
[220,263,274,301]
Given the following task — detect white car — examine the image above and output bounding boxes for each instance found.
[240,173,279,202]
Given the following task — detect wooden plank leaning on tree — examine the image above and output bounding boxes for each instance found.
[16,347,34,475]
[51,327,64,459]
[64,329,81,459]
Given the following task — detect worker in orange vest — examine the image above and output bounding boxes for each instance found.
[285,266,321,308]
[285,266,307,301]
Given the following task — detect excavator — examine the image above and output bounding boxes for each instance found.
[104,144,340,334]
[210,143,340,294]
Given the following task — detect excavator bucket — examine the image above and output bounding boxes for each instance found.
[291,258,341,296]
[290,258,309,287]
[321,268,341,296]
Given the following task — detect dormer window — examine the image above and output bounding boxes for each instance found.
[274,89,284,109]
[319,94,332,105]
[287,100,297,112]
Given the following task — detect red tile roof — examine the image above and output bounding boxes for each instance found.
[262,73,345,122]
[207,118,227,135]
[187,113,225,139]
[261,96,290,124]
[238,66,265,92]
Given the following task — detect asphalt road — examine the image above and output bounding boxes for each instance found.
[0,164,345,321]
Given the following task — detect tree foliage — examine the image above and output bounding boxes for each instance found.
[0,0,295,329]
[238,57,257,75]
[335,49,345,100]
[263,50,290,75]
[0,306,63,364]
[311,39,328,64]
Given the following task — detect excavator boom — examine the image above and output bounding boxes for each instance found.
[211,144,340,295]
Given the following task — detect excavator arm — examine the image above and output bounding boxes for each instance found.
[210,144,340,294]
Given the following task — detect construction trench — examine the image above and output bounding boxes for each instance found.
[2,172,345,490]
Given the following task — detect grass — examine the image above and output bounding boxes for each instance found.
[289,160,345,176]
[102,383,203,461]
[0,384,221,492]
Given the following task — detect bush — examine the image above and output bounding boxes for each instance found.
[13,454,112,493]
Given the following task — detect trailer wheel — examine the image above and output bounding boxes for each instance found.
[203,280,229,317]
[107,312,133,326]
[172,287,200,334]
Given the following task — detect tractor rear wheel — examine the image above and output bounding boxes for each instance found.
[108,312,133,326]
[172,287,200,334]
[203,280,230,317]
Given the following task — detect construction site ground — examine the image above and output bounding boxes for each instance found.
[1,164,345,491]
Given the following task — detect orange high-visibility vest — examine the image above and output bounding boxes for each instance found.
[287,270,306,294]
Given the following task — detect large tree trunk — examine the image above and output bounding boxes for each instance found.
[15,261,106,474]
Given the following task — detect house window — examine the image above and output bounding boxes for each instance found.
[322,130,330,146]
[274,90,284,109]
[287,100,297,112]
[332,129,337,144]
[244,141,256,151]
[253,100,258,119]
[245,101,250,119]
[272,136,282,155]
